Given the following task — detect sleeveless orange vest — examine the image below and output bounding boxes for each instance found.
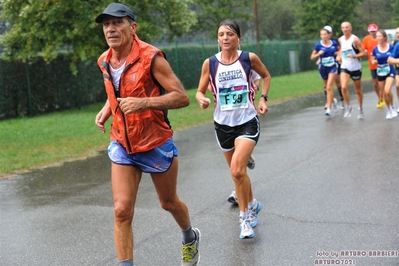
[97,35,173,153]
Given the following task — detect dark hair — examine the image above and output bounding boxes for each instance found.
[376,29,387,40]
[217,19,241,37]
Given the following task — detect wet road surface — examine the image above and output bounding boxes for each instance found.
[1,80,398,266]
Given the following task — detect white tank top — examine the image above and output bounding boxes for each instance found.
[340,34,362,71]
[110,62,126,91]
[209,51,258,127]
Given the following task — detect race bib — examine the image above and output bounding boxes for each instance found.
[342,49,355,59]
[377,64,390,76]
[219,84,249,111]
[321,56,335,67]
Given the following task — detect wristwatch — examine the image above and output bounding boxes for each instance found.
[260,94,268,101]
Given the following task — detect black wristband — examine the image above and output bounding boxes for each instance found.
[260,94,268,101]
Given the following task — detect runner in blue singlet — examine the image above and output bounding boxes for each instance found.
[310,28,340,116]
[372,30,397,120]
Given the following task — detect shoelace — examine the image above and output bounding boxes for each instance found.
[241,219,251,231]
[182,244,196,262]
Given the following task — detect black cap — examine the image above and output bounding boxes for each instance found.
[95,3,135,23]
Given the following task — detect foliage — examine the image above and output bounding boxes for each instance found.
[180,0,252,40]
[0,0,196,71]
[256,0,300,40]
[292,0,363,39]
[357,0,397,30]
[393,0,399,25]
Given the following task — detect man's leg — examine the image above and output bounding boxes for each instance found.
[151,157,191,230]
[353,79,364,109]
[111,164,142,262]
[340,72,351,106]
[151,158,200,265]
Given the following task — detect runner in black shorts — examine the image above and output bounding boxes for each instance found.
[214,116,260,151]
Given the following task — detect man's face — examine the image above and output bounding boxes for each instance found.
[341,23,351,35]
[369,31,377,38]
[102,16,134,50]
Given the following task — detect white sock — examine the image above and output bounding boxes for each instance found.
[248,199,257,209]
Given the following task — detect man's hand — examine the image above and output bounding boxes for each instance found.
[117,97,148,114]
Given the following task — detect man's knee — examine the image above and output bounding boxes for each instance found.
[114,203,134,224]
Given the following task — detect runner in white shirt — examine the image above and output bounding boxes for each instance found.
[337,22,367,119]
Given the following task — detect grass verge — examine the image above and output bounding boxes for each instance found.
[0,62,371,177]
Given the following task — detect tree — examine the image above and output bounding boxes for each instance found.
[256,0,300,40]
[190,0,252,40]
[357,0,397,31]
[293,0,363,39]
[0,0,196,71]
[392,0,399,25]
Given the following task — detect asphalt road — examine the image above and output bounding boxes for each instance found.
[1,80,398,266]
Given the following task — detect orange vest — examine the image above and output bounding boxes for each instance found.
[97,35,173,153]
[362,35,379,70]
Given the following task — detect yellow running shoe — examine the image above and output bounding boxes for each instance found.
[376,99,385,108]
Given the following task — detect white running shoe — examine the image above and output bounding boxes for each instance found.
[239,219,255,239]
[386,109,392,120]
[391,106,398,118]
[248,201,262,228]
[344,106,352,118]
[181,228,201,266]
[332,98,338,112]
[325,108,331,116]
[357,109,364,120]
[227,189,238,204]
[247,155,255,169]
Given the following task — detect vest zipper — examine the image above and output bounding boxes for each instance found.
[119,59,139,154]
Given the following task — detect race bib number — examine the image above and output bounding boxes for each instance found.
[321,56,335,67]
[377,64,390,76]
[219,84,249,111]
[342,49,355,59]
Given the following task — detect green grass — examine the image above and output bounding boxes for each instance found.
[0,61,371,177]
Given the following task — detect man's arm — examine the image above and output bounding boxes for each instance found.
[117,54,189,114]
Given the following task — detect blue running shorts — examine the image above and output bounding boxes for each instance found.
[107,138,178,173]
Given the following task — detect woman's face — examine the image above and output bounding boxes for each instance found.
[217,25,239,51]
[320,30,329,41]
[376,32,385,44]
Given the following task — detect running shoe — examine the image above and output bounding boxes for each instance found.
[181,228,201,266]
[376,99,386,108]
[324,103,327,110]
[357,109,364,120]
[343,106,352,118]
[340,101,345,110]
[391,106,398,118]
[239,219,255,239]
[332,98,338,112]
[227,189,238,204]
[325,108,331,116]
[247,155,255,169]
[397,106,399,113]
[386,109,392,120]
[248,201,262,228]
